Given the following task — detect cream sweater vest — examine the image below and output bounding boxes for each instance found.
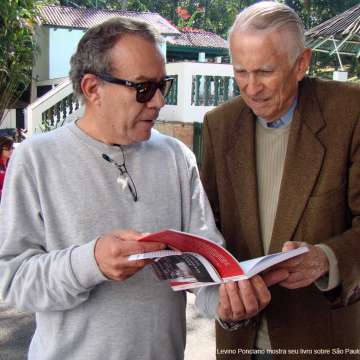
[255,120,291,350]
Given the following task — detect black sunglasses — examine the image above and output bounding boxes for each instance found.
[96,73,174,103]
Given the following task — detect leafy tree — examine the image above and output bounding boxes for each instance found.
[57,0,256,37]
[199,0,254,36]
[175,5,205,30]
[56,0,360,35]
[0,0,43,126]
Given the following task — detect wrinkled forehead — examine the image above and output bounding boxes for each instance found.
[230,26,290,47]
[229,28,295,62]
[108,35,166,80]
[108,35,165,68]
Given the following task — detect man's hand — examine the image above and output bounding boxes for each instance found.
[217,269,289,322]
[94,229,165,281]
[277,241,329,289]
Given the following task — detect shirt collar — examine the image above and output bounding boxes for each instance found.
[257,97,298,129]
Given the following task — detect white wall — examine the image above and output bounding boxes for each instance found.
[159,62,234,123]
[49,28,85,79]
[0,110,16,129]
[32,26,83,101]
[33,26,50,82]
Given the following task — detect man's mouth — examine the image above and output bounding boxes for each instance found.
[250,97,269,103]
[138,118,156,128]
[142,112,159,123]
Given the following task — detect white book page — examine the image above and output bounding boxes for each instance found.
[241,246,308,278]
[128,249,182,261]
[171,281,218,291]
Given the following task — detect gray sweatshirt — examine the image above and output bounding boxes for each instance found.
[0,122,222,360]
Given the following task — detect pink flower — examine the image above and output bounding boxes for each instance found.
[176,6,191,20]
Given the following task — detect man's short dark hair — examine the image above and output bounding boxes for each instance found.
[69,17,163,101]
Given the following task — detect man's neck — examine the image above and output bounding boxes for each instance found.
[259,95,298,129]
[76,112,119,146]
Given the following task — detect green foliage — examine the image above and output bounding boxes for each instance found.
[0,0,43,124]
[148,0,255,37]
[57,0,256,37]
[176,5,205,30]
[56,0,360,36]
[199,0,254,37]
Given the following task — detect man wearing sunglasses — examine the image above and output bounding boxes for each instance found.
[0,17,283,360]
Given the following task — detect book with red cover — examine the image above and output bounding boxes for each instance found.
[129,229,308,291]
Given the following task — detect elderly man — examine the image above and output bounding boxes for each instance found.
[0,17,282,360]
[202,1,360,358]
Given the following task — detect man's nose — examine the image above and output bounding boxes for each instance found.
[147,88,165,109]
[246,74,263,96]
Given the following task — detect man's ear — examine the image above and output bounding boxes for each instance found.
[296,48,312,81]
[81,74,102,105]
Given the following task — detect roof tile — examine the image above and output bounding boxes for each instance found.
[168,30,227,49]
[305,4,360,37]
[39,5,180,35]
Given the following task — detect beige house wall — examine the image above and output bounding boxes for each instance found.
[154,121,194,150]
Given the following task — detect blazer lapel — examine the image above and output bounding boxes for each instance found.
[269,79,326,252]
[226,106,263,258]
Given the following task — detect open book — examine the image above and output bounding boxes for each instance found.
[129,229,308,291]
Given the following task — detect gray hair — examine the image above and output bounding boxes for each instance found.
[70,17,163,101]
[229,1,305,62]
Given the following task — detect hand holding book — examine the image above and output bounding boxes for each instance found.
[128,229,305,325]
[129,229,308,291]
[274,241,330,289]
[94,229,166,282]
[216,266,291,325]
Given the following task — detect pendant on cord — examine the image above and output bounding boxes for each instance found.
[117,176,128,190]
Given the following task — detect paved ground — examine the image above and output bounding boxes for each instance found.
[0,304,35,360]
[185,293,216,360]
[0,293,215,360]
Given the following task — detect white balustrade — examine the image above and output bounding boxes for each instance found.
[26,78,75,135]
[25,62,236,134]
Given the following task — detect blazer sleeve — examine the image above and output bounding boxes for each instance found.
[201,115,221,229]
[326,114,360,307]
